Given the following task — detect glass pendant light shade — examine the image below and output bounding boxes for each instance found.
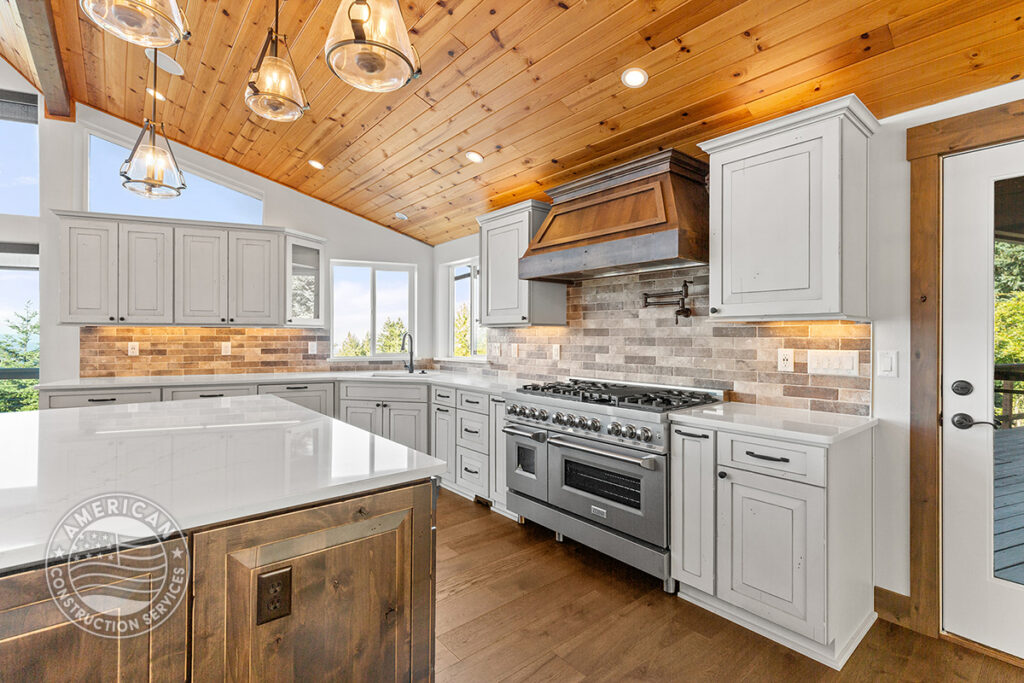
[324,0,421,93]
[80,0,190,48]
[121,121,185,198]
[245,25,308,122]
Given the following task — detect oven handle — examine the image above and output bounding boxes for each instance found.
[547,437,660,471]
[502,426,547,443]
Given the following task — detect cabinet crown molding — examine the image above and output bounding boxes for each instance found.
[475,199,551,225]
[698,95,880,155]
[52,209,324,243]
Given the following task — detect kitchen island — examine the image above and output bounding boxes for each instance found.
[0,395,445,680]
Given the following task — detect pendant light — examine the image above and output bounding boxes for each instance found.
[324,0,421,93]
[80,0,190,48]
[121,53,186,198]
[245,0,309,122]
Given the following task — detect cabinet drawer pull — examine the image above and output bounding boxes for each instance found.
[285,386,308,390]
[435,407,449,413]
[464,398,480,405]
[199,393,224,398]
[87,397,117,403]
[463,427,480,435]
[436,392,450,399]
[674,430,708,439]
[463,467,480,475]
[745,450,790,463]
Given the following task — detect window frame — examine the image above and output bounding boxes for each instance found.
[0,242,39,383]
[330,259,417,360]
[442,257,486,361]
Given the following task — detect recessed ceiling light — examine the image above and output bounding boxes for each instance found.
[308,159,324,170]
[465,151,484,164]
[146,87,166,101]
[394,212,409,221]
[621,67,649,88]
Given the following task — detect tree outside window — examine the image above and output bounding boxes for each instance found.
[331,261,415,358]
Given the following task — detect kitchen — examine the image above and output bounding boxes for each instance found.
[1,0,1024,680]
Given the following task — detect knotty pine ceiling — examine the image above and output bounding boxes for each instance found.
[6,0,1024,244]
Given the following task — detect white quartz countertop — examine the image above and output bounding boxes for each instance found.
[0,395,446,575]
[35,370,515,394]
[670,402,878,445]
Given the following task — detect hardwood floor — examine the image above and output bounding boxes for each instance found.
[434,491,1024,682]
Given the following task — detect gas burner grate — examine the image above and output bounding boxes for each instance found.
[517,379,718,413]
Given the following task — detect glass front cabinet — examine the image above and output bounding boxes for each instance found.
[285,235,328,327]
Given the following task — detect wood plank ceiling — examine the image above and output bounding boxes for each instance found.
[6,0,1024,244]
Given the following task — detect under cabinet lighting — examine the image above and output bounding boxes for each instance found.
[308,159,324,170]
[621,67,649,88]
[465,151,484,164]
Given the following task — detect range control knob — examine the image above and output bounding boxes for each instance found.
[527,407,538,419]
[568,415,581,428]
[589,418,601,432]
[624,424,638,439]
[608,422,622,436]
[553,412,565,425]
[639,427,653,443]
[537,409,549,421]
[507,404,519,416]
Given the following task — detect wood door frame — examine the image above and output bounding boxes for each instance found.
[894,99,1024,639]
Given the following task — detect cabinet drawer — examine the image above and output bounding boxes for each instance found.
[431,385,456,407]
[45,388,161,409]
[717,432,825,486]
[163,385,255,401]
[457,390,489,414]
[340,382,428,402]
[456,448,490,497]
[257,382,336,418]
[456,411,489,452]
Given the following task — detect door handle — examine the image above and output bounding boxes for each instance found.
[951,380,974,396]
[547,437,659,471]
[674,429,709,439]
[950,413,999,429]
[501,426,546,442]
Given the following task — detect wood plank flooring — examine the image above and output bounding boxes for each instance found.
[995,429,1024,584]
[434,491,1024,682]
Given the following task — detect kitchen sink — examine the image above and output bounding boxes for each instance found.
[370,370,440,378]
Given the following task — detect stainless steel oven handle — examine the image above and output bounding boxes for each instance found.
[547,437,660,471]
[501,426,547,443]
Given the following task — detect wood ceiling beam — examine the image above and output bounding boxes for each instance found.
[15,0,72,119]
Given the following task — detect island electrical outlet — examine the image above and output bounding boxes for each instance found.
[256,566,292,625]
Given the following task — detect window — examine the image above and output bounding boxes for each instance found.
[87,134,263,224]
[0,90,39,217]
[0,243,39,412]
[446,259,486,358]
[331,261,415,358]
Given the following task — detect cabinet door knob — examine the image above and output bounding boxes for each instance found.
[718,471,727,479]
[521,315,527,321]
[108,316,115,321]
[229,318,235,322]
[375,403,381,407]
[710,307,720,314]
[220,318,226,322]
[119,316,125,321]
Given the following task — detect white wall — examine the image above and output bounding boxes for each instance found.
[0,60,435,381]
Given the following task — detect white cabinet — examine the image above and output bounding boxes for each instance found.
[228,231,282,325]
[338,399,383,434]
[285,236,327,327]
[384,401,428,451]
[257,382,335,417]
[670,426,716,595]
[717,467,827,643]
[489,397,508,508]
[337,390,428,452]
[175,227,228,325]
[456,448,489,497]
[41,388,162,409]
[477,200,566,327]
[163,385,255,400]
[431,405,457,482]
[699,95,878,320]
[118,223,174,324]
[61,219,118,323]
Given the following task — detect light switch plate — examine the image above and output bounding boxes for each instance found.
[552,344,561,361]
[777,348,794,372]
[877,350,898,377]
[308,341,317,354]
[807,349,860,376]
[127,342,139,357]
[221,342,231,355]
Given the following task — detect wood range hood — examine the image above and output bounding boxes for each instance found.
[519,149,709,282]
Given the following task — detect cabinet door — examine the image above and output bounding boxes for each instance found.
[717,467,827,643]
[228,231,282,325]
[62,220,118,323]
[338,399,383,435]
[479,213,531,325]
[191,483,434,681]
[710,120,840,317]
[384,401,427,452]
[670,426,716,594]
[431,405,457,482]
[489,398,507,506]
[118,222,173,324]
[285,236,327,327]
[175,227,228,324]
[258,382,336,418]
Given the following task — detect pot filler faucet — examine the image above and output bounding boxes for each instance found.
[401,332,414,373]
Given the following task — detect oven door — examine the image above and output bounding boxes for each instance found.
[546,433,667,547]
[503,422,549,502]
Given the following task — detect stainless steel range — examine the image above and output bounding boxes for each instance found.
[501,378,721,592]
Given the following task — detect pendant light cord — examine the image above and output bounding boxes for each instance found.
[271,0,279,58]
[150,53,158,145]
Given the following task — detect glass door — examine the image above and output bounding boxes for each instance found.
[943,142,1024,658]
[285,236,326,327]
[0,243,39,412]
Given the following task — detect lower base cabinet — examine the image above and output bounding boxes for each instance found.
[41,388,162,409]
[488,397,508,508]
[338,398,428,451]
[431,405,457,481]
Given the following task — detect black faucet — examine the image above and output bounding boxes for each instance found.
[400,332,414,373]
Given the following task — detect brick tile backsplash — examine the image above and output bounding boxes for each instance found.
[437,266,872,416]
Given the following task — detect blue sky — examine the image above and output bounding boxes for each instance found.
[0,268,38,349]
[0,120,39,217]
[331,266,410,351]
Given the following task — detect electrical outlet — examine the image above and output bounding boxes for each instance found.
[552,344,561,361]
[221,342,231,355]
[127,342,139,357]
[777,348,794,372]
[807,349,860,376]
[255,566,292,625]
[308,341,317,354]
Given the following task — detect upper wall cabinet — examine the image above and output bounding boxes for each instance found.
[175,227,229,324]
[477,200,566,327]
[118,223,174,324]
[61,218,119,323]
[285,236,327,327]
[228,231,282,325]
[699,95,879,321]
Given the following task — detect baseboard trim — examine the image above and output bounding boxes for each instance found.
[874,586,912,628]
[942,632,1024,669]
